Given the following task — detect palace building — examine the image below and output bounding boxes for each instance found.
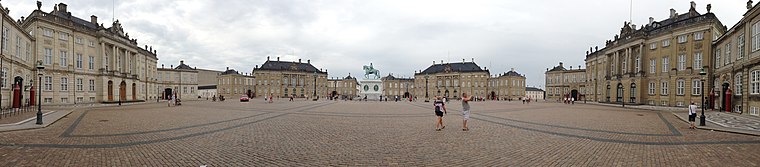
[711,1,760,115]
[0,2,162,106]
[216,67,255,99]
[488,68,526,100]
[327,74,359,100]
[414,60,491,100]
[545,62,586,101]
[156,61,198,100]
[252,57,328,98]
[381,74,414,99]
[584,1,724,107]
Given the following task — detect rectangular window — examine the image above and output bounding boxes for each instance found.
[662,57,669,72]
[15,36,21,58]
[76,78,83,91]
[59,32,68,40]
[692,80,702,95]
[661,81,668,95]
[0,68,6,88]
[736,74,743,95]
[0,27,7,51]
[694,32,704,40]
[650,59,656,73]
[88,56,94,70]
[75,37,82,44]
[60,77,68,91]
[635,56,640,72]
[44,48,53,64]
[751,106,759,116]
[753,70,760,94]
[649,82,656,95]
[738,34,746,59]
[61,98,69,103]
[76,53,83,69]
[42,28,53,37]
[678,35,687,43]
[44,98,53,104]
[677,54,685,70]
[89,79,95,91]
[676,80,685,95]
[44,76,53,91]
[89,97,95,102]
[650,43,657,50]
[59,50,68,67]
[662,39,670,47]
[753,22,760,52]
[693,52,703,69]
[77,97,83,103]
[715,48,721,68]
[89,40,95,47]
[725,43,732,65]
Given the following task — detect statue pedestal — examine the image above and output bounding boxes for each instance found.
[358,79,383,101]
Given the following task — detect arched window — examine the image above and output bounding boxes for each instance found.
[630,83,637,103]
[616,83,623,102]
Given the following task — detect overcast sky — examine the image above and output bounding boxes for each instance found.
[4,0,748,89]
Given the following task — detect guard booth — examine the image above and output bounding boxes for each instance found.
[12,77,24,109]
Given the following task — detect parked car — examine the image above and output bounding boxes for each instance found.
[240,96,250,102]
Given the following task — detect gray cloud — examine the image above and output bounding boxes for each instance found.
[4,0,747,89]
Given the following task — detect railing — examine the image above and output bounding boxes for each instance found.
[0,105,35,120]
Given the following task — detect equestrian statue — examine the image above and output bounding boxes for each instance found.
[363,63,380,80]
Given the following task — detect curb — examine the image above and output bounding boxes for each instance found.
[0,108,76,133]
[670,112,760,137]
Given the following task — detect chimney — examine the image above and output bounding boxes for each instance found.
[559,62,564,67]
[669,9,677,19]
[161,64,164,69]
[180,60,184,65]
[441,60,444,64]
[298,59,301,63]
[471,58,474,62]
[462,59,465,63]
[58,3,67,13]
[648,16,654,25]
[226,67,229,70]
[433,61,435,64]
[255,65,258,69]
[90,15,98,24]
[307,59,310,64]
[511,68,515,72]
[170,65,173,68]
[277,57,280,61]
[267,56,270,61]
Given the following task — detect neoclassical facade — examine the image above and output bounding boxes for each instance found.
[0,2,161,106]
[545,62,586,101]
[327,74,358,99]
[585,2,724,107]
[252,57,328,98]
[414,60,490,100]
[488,68,526,100]
[156,61,198,100]
[712,1,760,115]
[381,74,414,98]
[216,67,255,99]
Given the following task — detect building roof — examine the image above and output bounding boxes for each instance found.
[417,62,487,75]
[526,87,544,92]
[547,62,567,72]
[198,85,217,90]
[255,59,327,74]
[381,74,414,81]
[221,68,239,75]
[174,61,194,70]
[499,69,524,77]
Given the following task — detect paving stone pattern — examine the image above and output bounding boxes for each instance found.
[0,100,759,166]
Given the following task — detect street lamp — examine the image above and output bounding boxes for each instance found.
[313,71,317,100]
[424,74,429,102]
[699,68,707,126]
[36,61,44,125]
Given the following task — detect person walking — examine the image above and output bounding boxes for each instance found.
[688,101,697,129]
[433,96,447,131]
[268,93,274,103]
[461,93,472,131]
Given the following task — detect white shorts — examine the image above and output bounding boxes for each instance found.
[461,110,470,120]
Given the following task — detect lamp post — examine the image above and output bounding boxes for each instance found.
[699,68,707,126]
[36,61,44,125]
[313,71,317,100]
[424,74,429,102]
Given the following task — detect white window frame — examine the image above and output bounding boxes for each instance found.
[648,82,656,95]
[676,80,685,95]
[662,39,670,47]
[650,43,657,50]
[692,80,702,95]
[693,52,703,69]
[677,35,687,43]
[736,73,743,95]
[59,32,69,41]
[59,50,67,67]
[752,70,760,94]
[694,32,704,40]
[662,57,669,72]
[60,77,68,91]
[76,78,83,91]
[677,54,685,70]
[650,59,656,73]
[661,81,668,95]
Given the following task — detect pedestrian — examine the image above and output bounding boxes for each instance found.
[433,96,446,131]
[168,94,173,107]
[461,93,472,131]
[571,97,575,104]
[688,101,697,129]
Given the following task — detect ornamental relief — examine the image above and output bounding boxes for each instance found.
[678,44,687,52]
[694,42,702,50]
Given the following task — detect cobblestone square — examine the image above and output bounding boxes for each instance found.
[1,100,760,166]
